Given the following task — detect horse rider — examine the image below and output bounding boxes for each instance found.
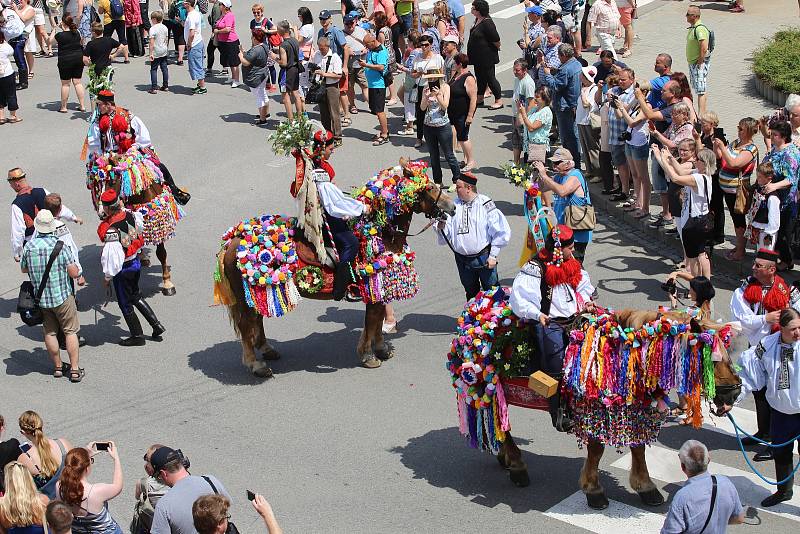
[730,248,800,461]
[84,90,190,205]
[98,189,166,346]
[718,308,800,508]
[435,172,511,301]
[509,224,596,431]
[310,130,372,301]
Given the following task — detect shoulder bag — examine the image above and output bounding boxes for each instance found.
[733,178,754,215]
[683,174,715,235]
[306,55,332,104]
[699,475,717,534]
[563,174,596,231]
[202,476,240,534]
[17,241,65,327]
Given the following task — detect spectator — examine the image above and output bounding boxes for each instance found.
[82,22,120,104]
[447,52,477,171]
[615,0,634,58]
[576,65,600,179]
[542,43,584,171]
[684,5,710,116]
[511,58,536,165]
[374,11,398,106]
[586,0,620,60]
[653,146,715,278]
[311,36,343,146]
[411,34,444,148]
[745,162,781,252]
[785,93,800,145]
[441,34,458,81]
[371,0,400,62]
[184,0,206,94]
[447,0,465,44]
[316,11,351,127]
[614,78,651,219]
[0,462,50,532]
[395,0,415,46]
[521,6,545,74]
[467,0,502,109]
[0,31,21,124]
[192,494,233,534]
[396,29,420,136]
[648,53,672,110]
[597,74,620,195]
[213,0,240,88]
[519,85,553,165]
[295,7,314,98]
[713,116,758,260]
[420,13,440,54]
[165,0,186,66]
[205,0,222,74]
[16,0,36,84]
[150,447,232,534]
[603,66,635,204]
[240,28,270,125]
[670,71,698,124]
[20,211,84,382]
[3,0,32,90]
[761,120,799,271]
[47,501,73,534]
[138,0,149,48]
[533,148,593,261]
[131,444,170,534]
[17,410,73,499]
[343,11,369,113]
[535,26,561,87]
[98,0,129,63]
[148,10,170,93]
[592,49,625,84]
[0,415,21,493]
[58,445,124,533]
[434,1,457,52]
[273,20,303,119]
[420,72,459,183]
[31,0,50,53]
[123,0,143,57]
[251,494,283,534]
[361,33,389,145]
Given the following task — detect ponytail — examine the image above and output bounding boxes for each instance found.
[59,448,91,506]
[18,411,59,478]
[63,15,78,33]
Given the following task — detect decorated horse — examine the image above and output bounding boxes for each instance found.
[446,289,742,510]
[86,148,184,295]
[213,159,455,377]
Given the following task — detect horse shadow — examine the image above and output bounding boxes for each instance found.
[658,421,750,454]
[391,427,631,513]
[494,200,523,217]
[315,306,456,337]
[186,340,275,386]
[3,348,53,377]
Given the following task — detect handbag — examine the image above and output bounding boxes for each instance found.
[683,174,715,235]
[17,241,64,327]
[733,178,753,215]
[563,175,596,231]
[305,56,331,104]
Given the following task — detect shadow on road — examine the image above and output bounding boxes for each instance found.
[4,348,52,377]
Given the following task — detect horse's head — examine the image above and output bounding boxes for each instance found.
[416,181,456,219]
[89,173,121,220]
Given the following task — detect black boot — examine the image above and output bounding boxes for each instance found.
[133,299,166,339]
[761,461,794,507]
[547,375,573,433]
[119,312,146,346]
[332,262,352,301]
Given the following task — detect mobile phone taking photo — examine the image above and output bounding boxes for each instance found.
[19,442,32,454]
[95,442,110,451]
[246,490,256,501]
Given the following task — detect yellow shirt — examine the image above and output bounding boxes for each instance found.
[98,0,125,25]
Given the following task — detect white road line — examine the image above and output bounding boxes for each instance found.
[544,491,666,533]
[419,0,506,11]
[611,444,800,522]
[495,0,657,20]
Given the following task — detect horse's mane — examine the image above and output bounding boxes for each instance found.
[350,159,431,231]
[86,148,164,198]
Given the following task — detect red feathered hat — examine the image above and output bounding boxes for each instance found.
[111,114,129,133]
[101,189,118,206]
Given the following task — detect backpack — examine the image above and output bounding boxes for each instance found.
[693,24,715,53]
[197,0,208,14]
[109,0,124,18]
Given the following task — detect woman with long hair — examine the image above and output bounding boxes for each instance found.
[669,72,698,124]
[47,14,86,113]
[296,6,314,98]
[16,411,72,500]
[0,462,49,533]
[57,445,123,533]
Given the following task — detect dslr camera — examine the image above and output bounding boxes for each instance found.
[620,131,632,142]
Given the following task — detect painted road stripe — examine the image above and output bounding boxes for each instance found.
[544,491,666,533]
[612,444,800,522]
[495,0,656,20]
[419,0,506,11]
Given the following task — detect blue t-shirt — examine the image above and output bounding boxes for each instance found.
[647,74,671,110]
[447,0,464,27]
[365,46,388,88]
[318,25,348,59]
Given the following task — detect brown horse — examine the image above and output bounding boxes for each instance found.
[217,179,455,378]
[494,309,742,510]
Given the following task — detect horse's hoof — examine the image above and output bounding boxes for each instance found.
[362,356,382,369]
[376,348,394,361]
[262,348,281,361]
[586,492,609,510]
[509,468,530,488]
[252,365,274,379]
[638,488,665,507]
[161,286,177,296]
[497,452,509,470]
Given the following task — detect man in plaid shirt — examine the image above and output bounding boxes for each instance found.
[606,67,636,202]
[20,210,84,382]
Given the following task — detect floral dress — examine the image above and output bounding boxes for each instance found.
[79,4,93,41]
[377,26,396,74]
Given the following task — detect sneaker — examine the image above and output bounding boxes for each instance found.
[148,88,158,94]
[610,192,628,201]
[221,68,229,75]
[231,81,240,88]
[662,219,676,231]
[205,68,213,75]
[649,213,664,224]
[649,216,669,228]
[192,86,207,94]
[160,86,169,92]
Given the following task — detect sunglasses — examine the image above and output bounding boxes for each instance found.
[252,10,262,14]
[421,43,431,47]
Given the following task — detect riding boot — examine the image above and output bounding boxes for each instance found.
[132,299,166,339]
[332,261,352,301]
[119,312,146,346]
[158,162,191,205]
[761,461,794,507]
[548,375,573,433]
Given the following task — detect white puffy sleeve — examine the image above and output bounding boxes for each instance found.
[735,343,768,404]
[765,196,781,235]
[436,214,454,246]
[57,203,78,223]
[510,264,543,321]
[10,204,25,259]
[487,207,511,257]
[133,210,145,233]
[101,239,125,279]
[576,269,595,303]
[730,288,765,341]
[317,182,366,219]
[87,122,101,156]
[131,116,152,148]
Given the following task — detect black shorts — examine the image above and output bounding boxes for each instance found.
[451,114,471,141]
[681,224,708,259]
[103,19,128,45]
[165,20,184,46]
[218,40,241,67]
[368,87,386,114]
[281,65,299,92]
[58,61,84,80]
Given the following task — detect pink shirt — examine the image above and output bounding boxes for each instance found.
[373,0,398,27]
[216,12,239,43]
[588,0,621,32]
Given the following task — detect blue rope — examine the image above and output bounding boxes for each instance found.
[726,412,800,485]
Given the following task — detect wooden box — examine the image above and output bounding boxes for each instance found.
[528,371,559,398]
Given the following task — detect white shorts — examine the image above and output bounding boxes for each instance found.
[34,8,46,26]
[24,32,39,53]
[251,78,269,108]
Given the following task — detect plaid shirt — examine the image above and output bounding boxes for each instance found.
[536,42,562,82]
[607,85,636,145]
[20,234,76,309]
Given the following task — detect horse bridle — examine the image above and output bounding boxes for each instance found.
[387,185,446,239]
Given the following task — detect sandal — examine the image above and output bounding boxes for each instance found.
[349,105,359,114]
[0,118,7,125]
[53,367,64,378]
[487,103,504,110]
[28,72,35,79]
[58,108,68,113]
[69,368,85,383]
[372,136,389,146]
[413,139,423,148]
[341,117,352,127]
[669,407,686,418]
[7,117,22,124]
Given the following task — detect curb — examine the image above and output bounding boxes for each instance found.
[753,75,790,108]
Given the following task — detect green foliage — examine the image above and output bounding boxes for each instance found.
[269,115,316,156]
[753,28,800,94]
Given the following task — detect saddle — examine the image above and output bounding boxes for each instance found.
[293,229,336,296]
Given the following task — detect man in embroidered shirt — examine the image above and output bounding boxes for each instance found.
[660,440,744,533]
[20,210,82,381]
[8,167,52,261]
[719,308,800,507]
[436,171,510,301]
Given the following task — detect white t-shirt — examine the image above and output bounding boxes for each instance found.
[626,113,650,147]
[0,42,14,78]
[184,10,203,49]
[298,23,314,58]
[345,25,368,62]
[678,173,710,233]
[150,23,169,58]
[575,84,598,126]
[413,53,444,87]
[1,8,25,40]
[312,49,343,86]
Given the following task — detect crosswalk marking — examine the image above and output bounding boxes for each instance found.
[611,444,800,522]
[495,0,657,20]
[544,491,667,533]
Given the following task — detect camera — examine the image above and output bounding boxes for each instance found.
[307,62,320,72]
[620,131,632,142]
[661,279,677,296]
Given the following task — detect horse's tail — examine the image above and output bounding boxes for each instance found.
[213,242,237,307]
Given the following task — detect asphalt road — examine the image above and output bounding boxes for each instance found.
[0,1,795,532]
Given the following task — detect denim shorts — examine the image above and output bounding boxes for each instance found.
[610,143,627,166]
[399,13,413,35]
[187,43,205,81]
[624,142,649,161]
[651,158,668,193]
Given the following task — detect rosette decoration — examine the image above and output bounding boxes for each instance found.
[86,148,164,198]
[218,215,300,318]
[131,189,184,245]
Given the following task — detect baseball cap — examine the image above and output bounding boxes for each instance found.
[318,9,332,20]
[581,66,597,83]
[149,447,178,472]
[33,210,57,234]
[343,13,356,23]
[442,34,459,44]
[218,0,231,7]
[548,147,574,163]
[526,6,543,15]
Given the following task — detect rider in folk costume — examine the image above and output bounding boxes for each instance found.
[308,130,372,301]
[720,308,800,508]
[435,172,511,301]
[730,248,800,457]
[509,224,596,430]
[98,190,166,346]
[84,90,190,205]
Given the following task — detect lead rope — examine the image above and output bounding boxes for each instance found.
[725,411,800,485]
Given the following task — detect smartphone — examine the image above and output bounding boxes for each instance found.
[95,442,110,451]
[19,442,32,454]
[693,121,702,133]
[246,490,256,501]
[428,79,440,90]
[713,127,726,140]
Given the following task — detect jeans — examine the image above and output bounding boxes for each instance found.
[9,36,28,83]
[454,250,498,301]
[555,107,581,169]
[112,258,142,316]
[150,56,169,88]
[423,123,460,184]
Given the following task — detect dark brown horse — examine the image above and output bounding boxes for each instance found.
[216,179,455,378]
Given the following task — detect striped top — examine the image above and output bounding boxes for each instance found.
[718,141,758,194]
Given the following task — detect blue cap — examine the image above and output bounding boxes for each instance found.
[348,10,360,18]
[319,9,332,20]
[526,6,543,15]
[344,13,356,23]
